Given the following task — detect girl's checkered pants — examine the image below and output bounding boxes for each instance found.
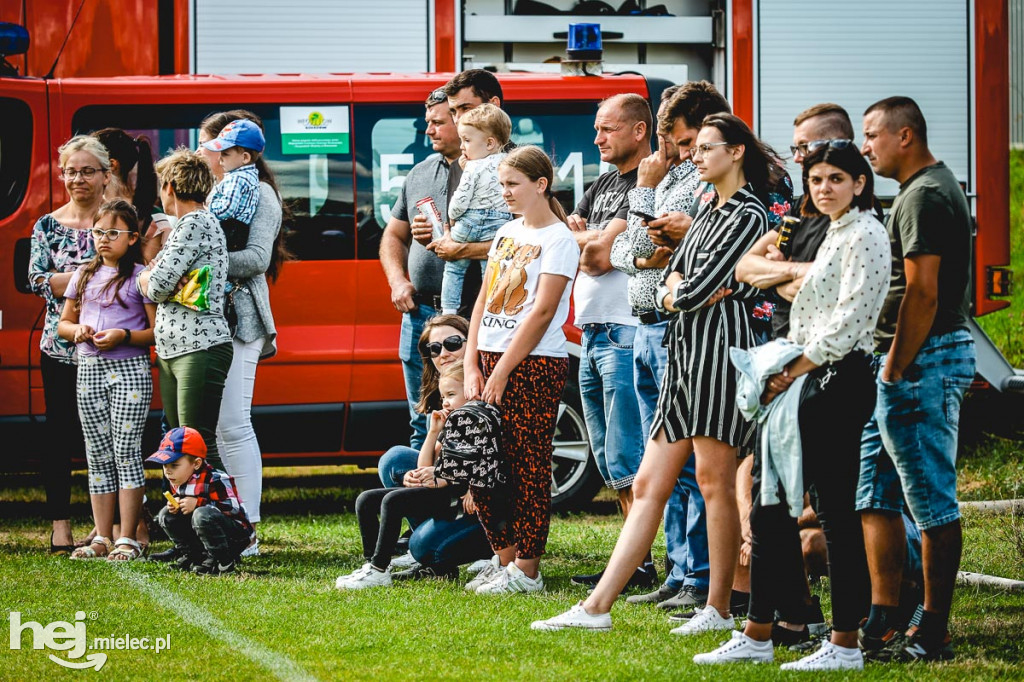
[76,354,153,495]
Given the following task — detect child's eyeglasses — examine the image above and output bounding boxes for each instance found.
[420,335,466,358]
[91,228,132,240]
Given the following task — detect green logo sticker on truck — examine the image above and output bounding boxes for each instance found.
[280,106,349,154]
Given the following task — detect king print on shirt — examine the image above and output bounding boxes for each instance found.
[484,236,543,320]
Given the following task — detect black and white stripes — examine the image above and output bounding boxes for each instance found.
[652,185,769,448]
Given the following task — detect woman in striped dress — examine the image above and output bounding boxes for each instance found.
[532,113,775,634]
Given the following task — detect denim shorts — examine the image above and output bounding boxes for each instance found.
[856,329,975,529]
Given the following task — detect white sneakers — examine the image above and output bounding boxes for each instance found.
[693,632,863,670]
[389,551,417,570]
[466,558,492,575]
[693,631,773,664]
[531,602,612,632]
[334,563,391,590]
[670,604,736,636]
[779,642,864,671]
[465,555,503,592]
[476,562,544,594]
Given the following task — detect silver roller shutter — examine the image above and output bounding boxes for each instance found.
[757,0,971,197]
[194,0,430,75]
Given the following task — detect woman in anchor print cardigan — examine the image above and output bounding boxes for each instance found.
[138,147,233,471]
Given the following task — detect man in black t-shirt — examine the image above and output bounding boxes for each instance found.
[856,97,975,663]
[568,93,655,589]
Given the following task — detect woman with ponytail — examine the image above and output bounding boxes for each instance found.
[196,110,292,553]
[461,145,580,594]
[91,128,172,262]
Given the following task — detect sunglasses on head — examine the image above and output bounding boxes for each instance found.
[426,88,448,106]
[420,335,466,358]
[790,138,854,158]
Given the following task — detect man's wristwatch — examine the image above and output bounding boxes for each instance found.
[656,283,672,312]
[122,329,132,344]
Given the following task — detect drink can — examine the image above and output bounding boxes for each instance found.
[416,197,444,240]
[776,215,798,258]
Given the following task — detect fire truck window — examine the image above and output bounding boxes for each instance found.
[0,98,32,221]
[354,101,609,260]
[70,104,356,260]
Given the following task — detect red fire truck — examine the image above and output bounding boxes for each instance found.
[0,0,1016,508]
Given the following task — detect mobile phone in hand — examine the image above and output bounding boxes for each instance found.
[630,209,658,224]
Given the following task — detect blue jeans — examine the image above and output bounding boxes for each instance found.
[857,329,976,529]
[409,514,492,570]
[441,208,511,313]
[580,323,644,490]
[399,304,436,449]
[374,445,491,568]
[634,320,709,590]
[378,446,420,489]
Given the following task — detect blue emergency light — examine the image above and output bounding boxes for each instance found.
[0,22,29,58]
[567,23,602,61]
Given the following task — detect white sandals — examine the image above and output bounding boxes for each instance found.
[106,537,144,561]
[69,536,113,560]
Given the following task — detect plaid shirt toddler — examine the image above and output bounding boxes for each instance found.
[208,164,260,225]
[171,462,254,536]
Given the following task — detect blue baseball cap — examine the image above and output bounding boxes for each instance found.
[146,426,208,464]
[202,119,266,153]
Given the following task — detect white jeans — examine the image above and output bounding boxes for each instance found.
[217,337,264,523]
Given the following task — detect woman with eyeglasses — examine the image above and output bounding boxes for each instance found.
[694,142,890,671]
[28,135,110,554]
[57,200,156,561]
[533,114,774,633]
[352,314,492,582]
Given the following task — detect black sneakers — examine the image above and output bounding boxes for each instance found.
[867,626,954,663]
[571,563,659,593]
[772,623,812,647]
[192,556,237,576]
[622,563,659,593]
[859,626,905,661]
[149,546,183,562]
[170,553,202,571]
[570,569,605,587]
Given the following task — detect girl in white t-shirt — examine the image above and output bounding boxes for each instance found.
[462,145,581,595]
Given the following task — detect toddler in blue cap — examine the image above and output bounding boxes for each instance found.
[201,118,265,251]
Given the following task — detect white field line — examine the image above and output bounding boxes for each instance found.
[118,570,321,682]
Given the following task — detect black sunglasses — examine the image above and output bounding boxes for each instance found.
[790,138,854,158]
[420,335,466,358]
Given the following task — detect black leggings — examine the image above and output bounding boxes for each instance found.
[355,486,458,570]
[748,352,875,633]
[40,354,82,520]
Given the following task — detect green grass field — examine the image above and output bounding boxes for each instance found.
[1,466,1022,681]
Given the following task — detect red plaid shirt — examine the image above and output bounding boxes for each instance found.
[171,463,253,535]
